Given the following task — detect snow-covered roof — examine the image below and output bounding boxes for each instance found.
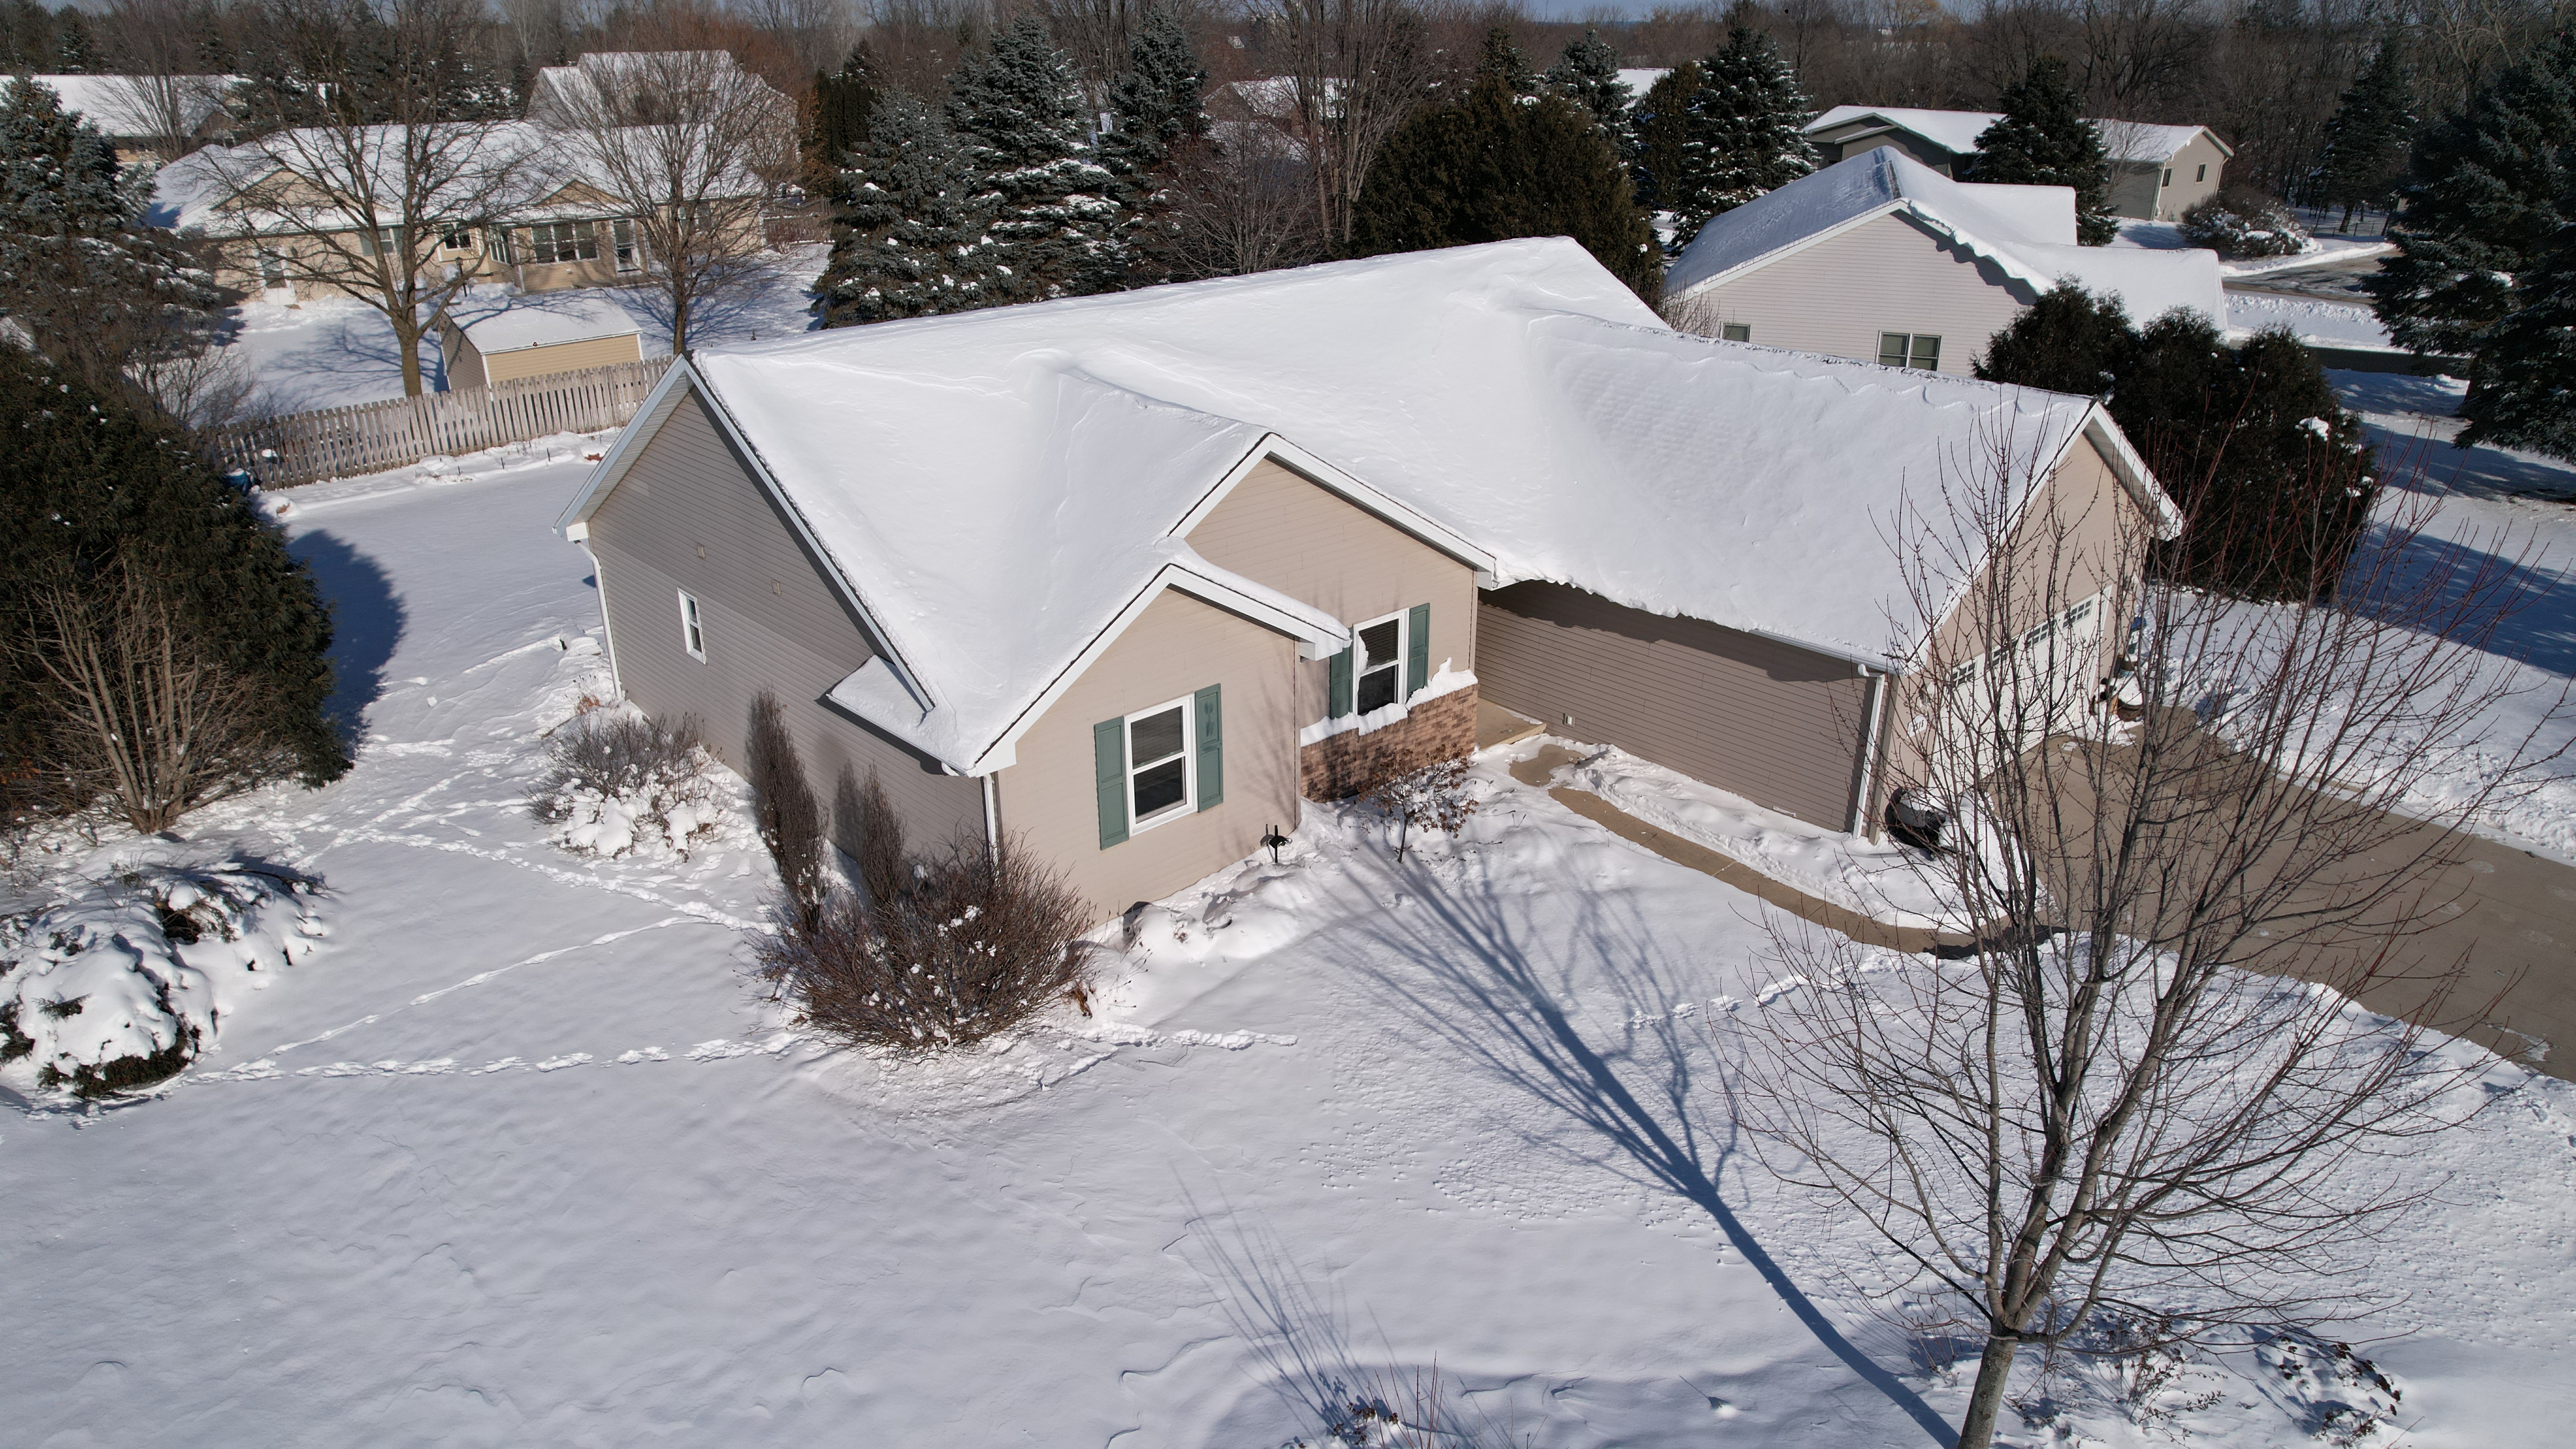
[560,240,2168,775]
[23,73,237,138]
[1666,149,2226,327]
[445,290,639,354]
[526,51,789,121]
[146,122,757,236]
[1617,68,1670,96]
[1805,105,2232,164]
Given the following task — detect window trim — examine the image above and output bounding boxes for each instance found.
[1720,322,1751,343]
[2195,163,2207,183]
[1122,693,1197,833]
[1348,607,1409,718]
[2162,167,2173,187]
[527,219,601,265]
[676,588,706,661]
[1878,331,1941,371]
[612,217,641,273]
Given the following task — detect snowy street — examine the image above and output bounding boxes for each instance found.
[4,411,2574,1445]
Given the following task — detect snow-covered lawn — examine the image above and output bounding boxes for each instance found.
[2113,217,2394,276]
[5,436,2575,1446]
[218,243,828,415]
[2229,290,2395,351]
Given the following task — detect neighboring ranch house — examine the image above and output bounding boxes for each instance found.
[1662,150,2225,374]
[1803,105,2234,221]
[555,240,2174,927]
[438,291,642,390]
[25,73,240,161]
[145,121,759,303]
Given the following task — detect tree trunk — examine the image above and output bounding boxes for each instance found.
[672,288,691,359]
[1956,1334,2020,1449]
[394,314,426,396]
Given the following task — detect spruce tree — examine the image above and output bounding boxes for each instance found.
[1349,32,1660,299]
[2319,35,2415,231]
[818,92,1007,325]
[809,46,878,174]
[1479,24,1542,97]
[0,345,347,821]
[2456,229,2576,459]
[2364,32,2576,362]
[1970,56,2117,245]
[945,15,1122,299]
[1628,60,1702,222]
[1099,8,1210,288]
[1547,27,1632,136]
[1672,24,1820,247]
[0,78,227,395]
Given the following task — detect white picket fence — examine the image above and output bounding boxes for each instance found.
[205,356,673,487]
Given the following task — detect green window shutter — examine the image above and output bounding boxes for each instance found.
[1093,716,1128,849]
[1327,646,1353,718]
[1194,684,1224,809]
[1406,603,1431,699]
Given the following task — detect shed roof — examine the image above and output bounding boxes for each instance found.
[446,290,640,354]
[1665,149,2227,326]
[561,240,2168,774]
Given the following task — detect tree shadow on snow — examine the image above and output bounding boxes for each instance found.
[290,529,406,736]
[1314,836,1956,1444]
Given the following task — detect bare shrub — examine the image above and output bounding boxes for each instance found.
[14,559,305,834]
[832,763,908,910]
[1364,758,1479,861]
[745,692,826,927]
[754,836,1100,1055]
[526,710,724,860]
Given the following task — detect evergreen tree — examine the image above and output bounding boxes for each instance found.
[1349,32,1661,299]
[1672,24,1819,247]
[817,91,1007,326]
[1979,284,2376,601]
[52,6,94,72]
[2455,226,2576,459]
[2364,32,2576,362]
[1547,27,1632,136]
[0,345,347,822]
[2319,35,2415,231]
[0,79,227,394]
[1099,8,1210,288]
[1628,60,1702,220]
[1478,24,1541,97]
[1970,56,2117,245]
[945,15,1122,299]
[808,46,878,175]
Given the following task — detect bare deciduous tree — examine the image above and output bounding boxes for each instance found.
[1163,121,1326,277]
[1734,424,2563,1449]
[16,559,302,835]
[546,47,793,353]
[1257,0,1442,247]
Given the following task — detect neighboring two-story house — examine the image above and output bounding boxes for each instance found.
[1803,105,2234,221]
[555,240,2174,927]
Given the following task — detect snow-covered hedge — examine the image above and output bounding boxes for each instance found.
[1,858,329,1096]
[528,709,740,861]
[2179,188,2310,258]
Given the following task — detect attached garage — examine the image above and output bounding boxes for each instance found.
[1477,581,1878,830]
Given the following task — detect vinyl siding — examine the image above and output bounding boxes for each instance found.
[482,331,643,385]
[442,333,489,391]
[1477,582,1872,827]
[584,387,985,850]
[1831,129,1960,173]
[1668,212,2030,373]
[996,589,1299,926]
[1186,458,1479,728]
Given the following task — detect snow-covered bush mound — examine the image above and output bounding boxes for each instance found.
[1,858,328,1096]
[2180,188,2310,258]
[528,708,741,861]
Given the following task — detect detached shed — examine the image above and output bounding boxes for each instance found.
[441,293,643,392]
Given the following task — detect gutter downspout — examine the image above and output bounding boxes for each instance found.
[982,773,1000,860]
[1847,667,1889,838]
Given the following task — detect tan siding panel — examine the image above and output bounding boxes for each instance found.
[1671,212,2030,373]
[1187,459,1479,728]
[1477,582,1871,826]
[587,389,984,847]
[999,590,1299,926]
[483,331,644,384]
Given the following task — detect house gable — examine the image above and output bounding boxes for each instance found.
[1669,210,2030,373]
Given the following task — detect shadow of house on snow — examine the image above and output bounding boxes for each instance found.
[290,529,405,738]
[1311,837,1957,1444]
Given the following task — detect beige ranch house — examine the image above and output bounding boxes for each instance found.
[1804,105,2234,221]
[1662,149,2224,375]
[556,241,2175,928]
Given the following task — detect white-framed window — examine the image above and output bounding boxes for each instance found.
[2195,163,2207,183]
[1878,332,1941,370]
[612,217,640,273]
[255,250,287,287]
[1352,609,1409,716]
[527,221,600,264]
[1721,322,1751,343]
[1123,695,1195,831]
[486,225,514,263]
[356,226,400,258]
[2162,168,2173,187]
[438,227,476,254]
[676,588,706,661]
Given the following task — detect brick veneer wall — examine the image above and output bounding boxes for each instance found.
[1299,685,1478,800]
